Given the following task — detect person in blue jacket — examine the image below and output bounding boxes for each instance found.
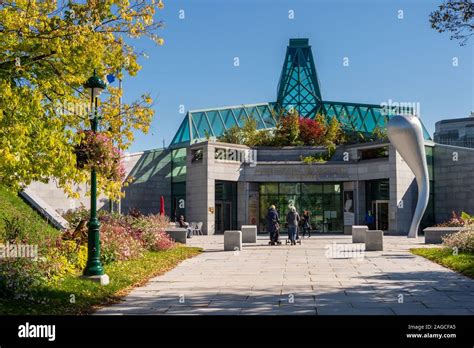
[266,205,280,245]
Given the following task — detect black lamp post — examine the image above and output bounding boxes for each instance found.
[83,70,107,277]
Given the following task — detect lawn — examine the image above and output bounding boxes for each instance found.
[411,247,474,279]
[0,185,60,244]
[0,245,202,315]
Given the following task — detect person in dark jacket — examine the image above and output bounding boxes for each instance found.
[302,210,311,238]
[266,205,280,245]
[286,206,300,245]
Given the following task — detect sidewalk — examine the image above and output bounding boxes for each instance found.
[96,234,474,315]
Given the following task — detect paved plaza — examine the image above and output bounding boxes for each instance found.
[97,235,474,315]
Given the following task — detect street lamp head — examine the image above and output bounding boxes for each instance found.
[84,70,107,99]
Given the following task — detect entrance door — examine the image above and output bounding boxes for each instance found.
[373,200,389,231]
[215,201,232,233]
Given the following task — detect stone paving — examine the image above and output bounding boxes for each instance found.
[96,234,474,315]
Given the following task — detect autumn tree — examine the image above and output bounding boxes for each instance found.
[0,0,165,199]
[430,0,473,46]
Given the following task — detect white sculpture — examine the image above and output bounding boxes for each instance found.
[387,115,430,238]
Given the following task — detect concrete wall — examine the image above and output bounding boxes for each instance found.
[433,144,474,223]
[27,148,172,217]
[120,149,172,215]
[26,181,109,215]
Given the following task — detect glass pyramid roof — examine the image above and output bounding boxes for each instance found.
[170,38,431,148]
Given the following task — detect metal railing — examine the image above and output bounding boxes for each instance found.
[435,139,474,148]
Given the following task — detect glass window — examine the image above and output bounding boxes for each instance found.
[324,183,341,194]
[279,183,300,195]
[301,183,322,194]
[259,183,278,194]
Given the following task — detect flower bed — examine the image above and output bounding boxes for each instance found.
[0,209,176,302]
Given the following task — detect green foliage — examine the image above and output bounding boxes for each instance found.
[62,205,91,229]
[325,116,342,145]
[274,109,301,146]
[219,117,274,147]
[0,185,60,246]
[300,143,336,164]
[411,247,474,279]
[218,110,347,149]
[0,258,50,301]
[429,0,473,46]
[0,1,164,199]
[0,246,202,315]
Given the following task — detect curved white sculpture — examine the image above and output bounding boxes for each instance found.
[387,115,429,238]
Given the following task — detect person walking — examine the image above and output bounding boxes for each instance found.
[286,206,300,245]
[266,205,280,245]
[302,210,311,238]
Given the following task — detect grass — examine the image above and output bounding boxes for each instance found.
[0,185,60,244]
[411,247,474,279]
[0,245,202,315]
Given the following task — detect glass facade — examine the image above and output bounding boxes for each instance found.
[215,181,238,233]
[171,148,187,221]
[259,182,343,233]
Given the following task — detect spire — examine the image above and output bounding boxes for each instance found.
[276,38,322,117]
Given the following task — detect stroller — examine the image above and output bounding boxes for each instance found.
[268,223,282,245]
[285,227,302,245]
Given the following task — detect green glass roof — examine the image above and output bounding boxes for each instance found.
[169,38,431,148]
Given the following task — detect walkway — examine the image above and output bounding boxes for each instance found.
[97,235,474,315]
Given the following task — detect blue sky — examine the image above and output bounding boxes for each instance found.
[120,0,473,153]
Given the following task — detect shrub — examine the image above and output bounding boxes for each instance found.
[436,211,472,227]
[62,205,90,229]
[442,227,474,252]
[325,116,343,145]
[274,110,300,146]
[298,117,325,145]
[0,258,50,300]
[100,223,144,264]
[131,214,175,251]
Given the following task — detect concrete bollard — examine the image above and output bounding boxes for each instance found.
[352,225,369,243]
[241,225,257,243]
[224,230,242,251]
[365,230,383,251]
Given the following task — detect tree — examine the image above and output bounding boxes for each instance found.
[324,116,343,145]
[274,109,300,146]
[430,0,473,46]
[0,0,165,199]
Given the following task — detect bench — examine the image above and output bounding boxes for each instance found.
[352,225,369,243]
[423,227,463,244]
[241,225,257,243]
[365,230,383,251]
[224,230,242,251]
[165,228,187,244]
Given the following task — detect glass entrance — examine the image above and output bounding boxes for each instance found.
[215,201,232,233]
[215,181,237,234]
[373,200,389,231]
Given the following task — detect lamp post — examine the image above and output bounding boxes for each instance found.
[83,70,107,280]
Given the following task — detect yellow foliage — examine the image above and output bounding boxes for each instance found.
[0,1,164,198]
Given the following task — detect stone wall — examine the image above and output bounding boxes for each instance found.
[433,144,474,223]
